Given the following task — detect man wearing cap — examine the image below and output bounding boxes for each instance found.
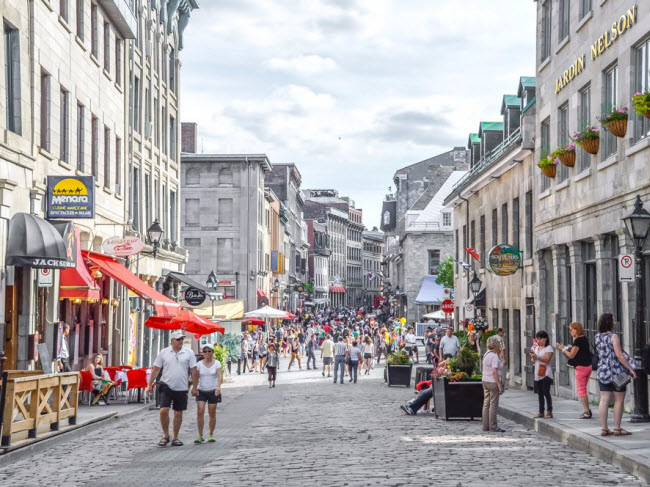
[146,331,199,447]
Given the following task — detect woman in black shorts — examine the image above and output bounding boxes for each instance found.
[192,344,223,444]
[266,343,279,387]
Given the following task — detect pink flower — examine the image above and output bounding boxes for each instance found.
[636,92,642,96]
[553,158,560,165]
[565,143,576,150]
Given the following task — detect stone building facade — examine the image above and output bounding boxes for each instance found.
[306,219,331,307]
[180,153,271,314]
[362,228,384,308]
[533,1,650,401]
[346,204,363,307]
[445,76,538,390]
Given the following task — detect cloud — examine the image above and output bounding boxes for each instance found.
[264,55,337,75]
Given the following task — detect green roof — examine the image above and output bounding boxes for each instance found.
[520,76,536,88]
[479,121,504,132]
[503,95,521,107]
[469,133,480,144]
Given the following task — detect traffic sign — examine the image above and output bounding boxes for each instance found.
[619,254,635,282]
[441,299,454,315]
[464,303,475,316]
[443,288,451,298]
[38,268,53,287]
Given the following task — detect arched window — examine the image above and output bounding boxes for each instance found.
[383,211,390,226]
[186,167,200,185]
[219,167,233,185]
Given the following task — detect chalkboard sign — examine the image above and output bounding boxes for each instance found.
[37,343,52,374]
[184,287,206,306]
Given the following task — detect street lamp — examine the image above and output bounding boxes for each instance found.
[623,195,650,422]
[146,219,164,259]
[205,270,219,319]
[470,274,482,320]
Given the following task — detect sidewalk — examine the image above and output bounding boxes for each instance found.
[499,389,650,483]
[0,399,148,455]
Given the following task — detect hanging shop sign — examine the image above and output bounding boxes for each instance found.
[487,244,522,276]
[103,236,145,257]
[46,176,95,218]
[555,4,637,94]
[184,287,207,306]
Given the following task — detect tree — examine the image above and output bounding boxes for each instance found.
[436,254,454,289]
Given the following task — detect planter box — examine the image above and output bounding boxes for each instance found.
[386,364,412,387]
[433,377,483,421]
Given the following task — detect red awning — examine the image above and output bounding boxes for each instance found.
[82,250,179,317]
[60,227,101,300]
[257,289,267,299]
[329,286,347,293]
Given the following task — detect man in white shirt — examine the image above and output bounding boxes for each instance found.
[57,323,71,372]
[404,327,419,364]
[146,331,199,447]
[439,328,460,360]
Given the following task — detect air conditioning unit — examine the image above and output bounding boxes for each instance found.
[144,121,153,139]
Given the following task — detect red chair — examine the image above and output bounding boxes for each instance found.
[78,370,94,406]
[126,368,149,404]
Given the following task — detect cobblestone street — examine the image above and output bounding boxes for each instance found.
[0,363,644,487]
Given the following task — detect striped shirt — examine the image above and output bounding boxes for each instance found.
[334,342,348,356]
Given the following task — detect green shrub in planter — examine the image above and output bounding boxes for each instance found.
[387,351,412,365]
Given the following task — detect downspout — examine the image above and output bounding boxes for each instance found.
[246,157,250,310]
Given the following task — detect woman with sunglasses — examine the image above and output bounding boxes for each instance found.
[192,344,223,444]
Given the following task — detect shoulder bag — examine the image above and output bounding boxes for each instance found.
[591,341,599,371]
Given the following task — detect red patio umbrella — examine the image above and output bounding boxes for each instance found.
[242,318,266,326]
[284,312,297,319]
[145,309,225,336]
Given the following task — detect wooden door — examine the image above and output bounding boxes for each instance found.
[4,268,22,370]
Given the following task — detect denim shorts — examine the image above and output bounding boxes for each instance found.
[599,380,626,393]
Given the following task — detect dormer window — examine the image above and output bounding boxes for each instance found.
[383,211,390,226]
[442,212,452,228]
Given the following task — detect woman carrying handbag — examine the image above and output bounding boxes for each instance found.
[530,330,554,419]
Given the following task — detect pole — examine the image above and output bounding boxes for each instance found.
[631,245,650,422]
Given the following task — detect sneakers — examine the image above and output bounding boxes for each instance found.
[207,434,215,443]
[492,428,506,433]
[400,404,415,416]
[194,436,205,444]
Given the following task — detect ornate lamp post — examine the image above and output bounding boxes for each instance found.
[146,219,164,259]
[469,274,482,319]
[206,270,219,319]
[622,195,650,422]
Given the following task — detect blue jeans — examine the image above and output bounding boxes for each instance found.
[349,361,359,383]
[334,356,346,383]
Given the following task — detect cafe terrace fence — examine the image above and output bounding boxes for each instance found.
[0,371,79,448]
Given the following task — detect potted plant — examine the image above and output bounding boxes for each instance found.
[386,350,412,387]
[633,92,650,119]
[555,143,576,167]
[432,350,483,421]
[598,107,628,138]
[537,154,558,178]
[570,126,600,155]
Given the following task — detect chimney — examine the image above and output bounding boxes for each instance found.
[181,122,197,153]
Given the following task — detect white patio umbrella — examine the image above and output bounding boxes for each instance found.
[422,310,454,320]
[244,305,289,320]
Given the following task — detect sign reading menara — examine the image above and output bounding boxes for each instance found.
[46,176,96,218]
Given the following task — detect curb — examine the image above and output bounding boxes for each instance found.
[0,404,149,464]
[498,404,650,484]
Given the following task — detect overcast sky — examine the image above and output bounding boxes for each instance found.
[181,1,536,228]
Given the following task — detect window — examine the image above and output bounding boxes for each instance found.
[60,0,69,23]
[578,85,591,170]
[76,0,84,40]
[462,224,467,263]
[161,45,167,82]
[60,88,69,162]
[144,173,151,228]
[162,106,167,154]
[115,39,122,86]
[170,190,177,243]
[91,115,99,177]
[133,76,141,132]
[219,167,233,185]
[513,310,521,375]
[584,242,597,341]
[103,23,110,71]
[602,65,618,160]
[455,229,459,273]
[218,198,233,224]
[525,191,533,257]
[557,104,569,181]
[502,309,510,360]
[186,167,200,185]
[153,97,159,146]
[470,219,475,251]
[428,250,440,275]
[442,211,451,227]
[559,0,570,42]
[491,208,498,246]
[169,115,176,160]
[76,103,85,171]
[635,40,650,141]
[478,215,485,267]
[169,47,175,92]
[115,136,121,195]
[40,70,51,151]
[541,1,552,62]
[217,238,233,273]
[91,3,98,58]
[541,118,551,191]
[103,126,110,188]
[579,0,591,20]
[144,87,151,136]
[132,167,140,231]
[186,198,199,226]
[501,203,508,243]
[162,184,168,234]
[512,197,520,251]
[4,22,21,135]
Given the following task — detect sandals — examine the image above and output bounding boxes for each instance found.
[601,429,613,436]
[579,410,593,419]
[158,437,170,446]
[171,439,183,446]
[613,428,632,436]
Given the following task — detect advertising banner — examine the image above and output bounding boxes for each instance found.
[46,176,95,218]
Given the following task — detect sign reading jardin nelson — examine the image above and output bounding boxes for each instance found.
[487,244,522,277]
[46,176,95,218]
[555,4,637,94]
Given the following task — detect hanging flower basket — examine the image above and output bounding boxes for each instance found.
[541,165,556,178]
[605,119,627,138]
[633,92,650,119]
[556,143,576,167]
[571,126,600,155]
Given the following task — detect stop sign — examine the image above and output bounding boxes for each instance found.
[441,299,454,315]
